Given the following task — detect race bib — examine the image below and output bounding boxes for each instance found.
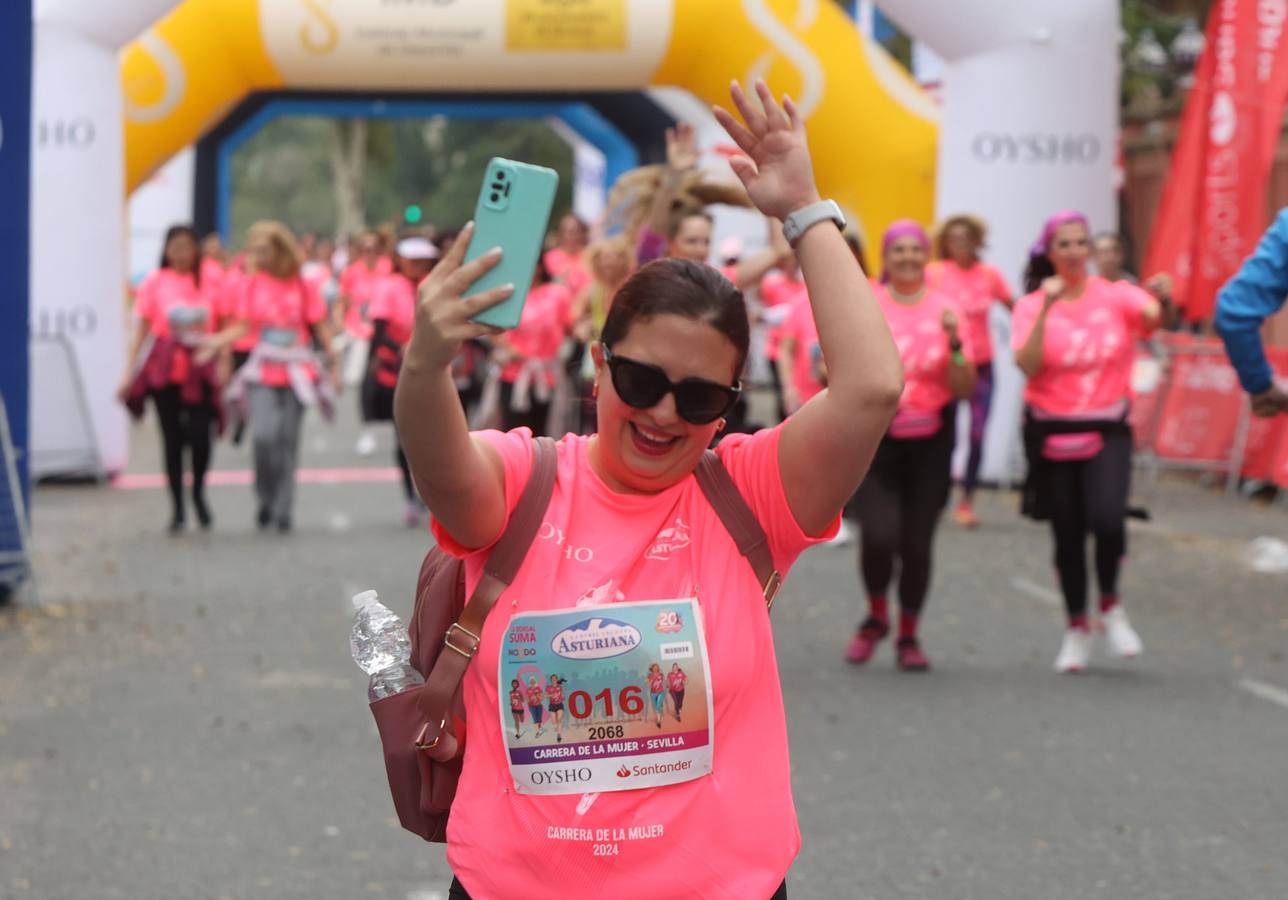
[260,326,299,348]
[498,599,713,796]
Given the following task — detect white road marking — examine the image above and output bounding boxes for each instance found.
[1238,678,1288,711]
[1010,577,1061,607]
[406,891,444,900]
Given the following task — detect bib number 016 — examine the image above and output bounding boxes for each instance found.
[567,686,644,721]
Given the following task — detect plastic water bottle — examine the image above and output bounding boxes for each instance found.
[350,590,425,701]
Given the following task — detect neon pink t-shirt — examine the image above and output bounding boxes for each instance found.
[217,267,257,353]
[367,273,418,347]
[926,260,1012,364]
[545,682,564,705]
[500,283,573,386]
[1011,276,1156,416]
[544,248,590,299]
[668,670,688,692]
[134,268,219,383]
[759,272,807,362]
[648,671,665,693]
[525,685,543,707]
[339,258,391,340]
[240,273,327,388]
[430,426,836,899]
[778,294,823,405]
[509,689,524,711]
[877,285,974,416]
[199,258,226,295]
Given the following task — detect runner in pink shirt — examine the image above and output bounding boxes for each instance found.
[543,213,592,299]
[339,231,393,457]
[368,235,439,527]
[1012,210,1166,674]
[508,679,525,739]
[667,664,689,722]
[760,259,808,420]
[117,225,223,534]
[394,80,903,899]
[493,260,573,435]
[646,663,666,728]
[525,677,545,738]
[204,221,339,533]
[545,674,567,743]
[926,214,1014,528]
[845,221,978,672]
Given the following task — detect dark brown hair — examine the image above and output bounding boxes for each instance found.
[600,258,749,381]
[933,213,988,261]
[159,224,204,287]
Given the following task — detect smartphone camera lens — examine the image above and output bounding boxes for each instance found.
[496,170,508,181]
[490,192,500,203]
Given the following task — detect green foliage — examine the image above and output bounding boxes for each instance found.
[230,115,574,244]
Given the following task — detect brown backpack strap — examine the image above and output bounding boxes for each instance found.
[416,436,558,757]
[694,450,782,610]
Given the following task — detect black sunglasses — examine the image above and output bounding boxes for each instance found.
[602,345,740,426]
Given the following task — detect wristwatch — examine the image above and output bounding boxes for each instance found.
[782,199,846,247]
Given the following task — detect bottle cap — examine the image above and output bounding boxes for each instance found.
[351,589,379,611]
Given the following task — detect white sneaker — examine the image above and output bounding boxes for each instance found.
[826,519,856,548]
[355,430,378,457]
[1054,629,1092,673]
[1101,605,1143,658]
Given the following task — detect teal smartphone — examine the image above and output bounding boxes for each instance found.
[464,157,559,329]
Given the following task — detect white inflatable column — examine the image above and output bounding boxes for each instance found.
[30,0,182,477]
[882,0,1120,483]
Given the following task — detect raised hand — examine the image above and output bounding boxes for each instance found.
[406,221,511,371]
[713,79,820,222]
[1251,384,1288,418]
[1041,276,1065,309]
[665,122,699,172]
[941,307,959,338]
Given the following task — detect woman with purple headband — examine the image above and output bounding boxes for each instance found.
[845,221,977,671]
[1012,211,1167,673]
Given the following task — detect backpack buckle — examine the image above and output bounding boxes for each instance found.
[415,718,449,751]
[443,622,482,659]
[762,571,782,610]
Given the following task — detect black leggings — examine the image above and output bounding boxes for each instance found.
[1045,430,1132,620]
[962,362,994,497]
[449,877,787,899]
[853,417,954,617]
[152,385,214,520]
[395,433,414,501]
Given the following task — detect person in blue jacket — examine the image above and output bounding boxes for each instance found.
[1215,208,1288,417]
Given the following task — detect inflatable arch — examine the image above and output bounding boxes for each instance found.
[121,0,938,238]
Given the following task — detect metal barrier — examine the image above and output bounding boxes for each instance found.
[0,394,33,594]
[30,333,106,481]
[1130,334,1288,496]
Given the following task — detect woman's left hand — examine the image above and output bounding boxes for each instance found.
[941,308,959,340]
[713,80,820,222]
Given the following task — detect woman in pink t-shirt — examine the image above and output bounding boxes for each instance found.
[395,81,902,900]
[117,224,223,533]
[368,235,439,527]
[845,222,978,672]
[206,221,339,533]
[645,663,666,728]
[340,230,393,456]
[927,214,1014,528]
[492,258,573,435]
[667,664,689,722]
[1012,211,1165,674]
[508,679,525,739]
[543,212,591,299]
[545,674,567,743]
[525,677,546,738]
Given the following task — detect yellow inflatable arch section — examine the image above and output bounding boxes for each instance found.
[122,0,937,243]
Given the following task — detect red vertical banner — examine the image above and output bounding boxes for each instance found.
[1143,0,1288,321]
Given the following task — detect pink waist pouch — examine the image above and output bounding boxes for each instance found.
[1042,432,1104,461]
[889,408,942,440]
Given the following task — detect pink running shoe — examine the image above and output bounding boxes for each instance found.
[845,618,889,665]
[953,500,979,529]
[896,637,931,672]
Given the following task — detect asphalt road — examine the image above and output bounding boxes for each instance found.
[2,400,1286,900]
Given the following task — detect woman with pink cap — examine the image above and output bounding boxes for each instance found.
[845,221,977,671]
[1013,211,1167,673]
